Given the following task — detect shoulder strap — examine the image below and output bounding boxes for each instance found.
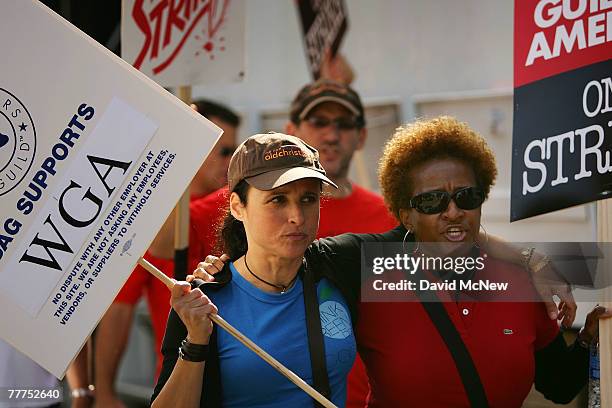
[416,291,489,408]
[302,260,332,407]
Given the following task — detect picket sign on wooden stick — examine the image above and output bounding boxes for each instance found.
[136,257,337,408]
[173,86,193,281]
[598,198,612,407]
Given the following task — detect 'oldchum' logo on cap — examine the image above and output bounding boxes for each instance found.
[228,132,337,191]
[264,145,309,161]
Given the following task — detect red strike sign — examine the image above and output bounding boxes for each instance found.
[515,0,612,87]
[129,0,230,75]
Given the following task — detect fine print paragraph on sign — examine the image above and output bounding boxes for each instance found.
[51,149,176,327]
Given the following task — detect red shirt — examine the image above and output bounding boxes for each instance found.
[188,187,230,272]
[357,258,559,407]
[318,184,398,237]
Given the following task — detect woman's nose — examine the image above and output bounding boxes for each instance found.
[287,203,305,225]
[442,198,464,220]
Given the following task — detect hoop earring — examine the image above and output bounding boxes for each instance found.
[402,230,410,252]
[402,228,419,253]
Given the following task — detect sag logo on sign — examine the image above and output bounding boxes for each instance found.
[0,89,36,197]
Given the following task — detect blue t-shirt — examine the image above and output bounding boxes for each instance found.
[207,262,356,407]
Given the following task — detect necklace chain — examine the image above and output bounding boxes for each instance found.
[244,255,299,294]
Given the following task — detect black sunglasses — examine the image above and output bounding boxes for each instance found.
[409,186,485,214]
[304,115,359,131]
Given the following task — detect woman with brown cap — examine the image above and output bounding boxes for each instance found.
[151,133,357,407]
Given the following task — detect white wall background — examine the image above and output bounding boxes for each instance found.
[190,0,514,136]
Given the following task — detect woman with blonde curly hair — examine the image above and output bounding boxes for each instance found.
[195,116,607,407]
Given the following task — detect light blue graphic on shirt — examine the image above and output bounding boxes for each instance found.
[320,301,352,340]
[208,262,356,408]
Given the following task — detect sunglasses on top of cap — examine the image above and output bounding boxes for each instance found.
[409,186,485,214]
[304,115,360,131]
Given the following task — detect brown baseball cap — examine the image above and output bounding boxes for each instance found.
[227,132,338,191]
[290,79,365,127]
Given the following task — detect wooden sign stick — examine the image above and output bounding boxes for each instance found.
[173,86,192,281]
[137,257,337,408]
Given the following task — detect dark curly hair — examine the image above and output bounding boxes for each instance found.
[378,116,497,219]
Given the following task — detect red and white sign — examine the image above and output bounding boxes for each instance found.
[511,0,612,221]
[121,0,245,86]
[515,0,612,87]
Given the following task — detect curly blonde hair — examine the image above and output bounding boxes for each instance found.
[379,116,497,219]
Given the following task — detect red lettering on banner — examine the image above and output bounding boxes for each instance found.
[131,0,230,75]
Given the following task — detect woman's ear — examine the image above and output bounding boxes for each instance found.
[398,208,413,233]
[230,192,245,221]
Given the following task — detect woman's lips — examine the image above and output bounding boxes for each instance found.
[444,228,467,242]
[284,233,308,241]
